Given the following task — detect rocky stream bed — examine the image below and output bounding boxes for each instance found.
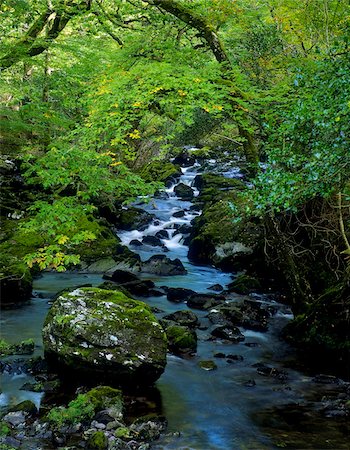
[0,157,349,450]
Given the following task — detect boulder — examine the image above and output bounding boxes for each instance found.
[207,300,269,332]
[140,161,181,183]
[211,325,245,342]
[173,151,196,167]
[227,274,262,295]
[142,236,163,247]
[142,255,187,276]
[130,239,143,247]
[163,310,199,328]
[115,207,155,231]
[155,230,169,239]
[187,293,225,310]
[166,287,196,303]
[42,288,167,386]
[161,322,197,355]
[104,270,140,284]
[99,279,155,298]
[207,284,223,292]
[172,210,185,218]
[174,183,194,200]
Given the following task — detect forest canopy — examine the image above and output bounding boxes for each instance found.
[1,0,349,271]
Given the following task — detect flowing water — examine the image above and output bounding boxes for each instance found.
[1,162,348,449]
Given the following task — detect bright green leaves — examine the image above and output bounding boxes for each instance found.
[19,198,97,271]
[240,51,350,218]
[81,42,233,158]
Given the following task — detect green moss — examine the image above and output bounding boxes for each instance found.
[0,338,34,356]
[114,426,131,439]
[46,393,95,428]
[140,161,181,183]
[166,325,197,353]
[87,430,108,450]
[76,226,120,263]
[0,421,10,437]
[85,386,123,411]
[198,360,217,371]
[228,274,262,294]
[0,339,13,356]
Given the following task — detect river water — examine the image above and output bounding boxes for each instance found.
[1,161,348,449]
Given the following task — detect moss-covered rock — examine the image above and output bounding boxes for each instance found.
[227,274,262,295]
[87,430,108,450]
[8,400,37,416]
[188,189,263,271]
[140,161,181,183]
[47,386,123,429]
[42,288,167,386]
[162,323,197,355]
[0,338,35,356]
[115,207,155,231]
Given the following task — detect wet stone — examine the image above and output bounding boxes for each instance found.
[211,325,245,343]
[198,360,217,371]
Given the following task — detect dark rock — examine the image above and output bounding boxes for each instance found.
[214,352,226,358]
[142,236,163,247]
[226,354,244,361]
[106,270,140,284]
[207,300,269,332]
[163,310,199,328]
[227,274,262,295]
[142,255,187,276]
[312,374,342,385]
[172,210,185,218]
[243,379,256,387]
[173,151,196,167]
[148,289,165,297]
[166,287,196,303]
[116,207,155,231]
[94,410,116,425]
[42,288,167,386]
[119,280,156,297]
[244,342,260,347]
[155,230,169,239]
[0,262,32,307]
[187,293,225,310]
[9,400,37,416]
[177,224,192,235]
[253,363,288,381]
[174,183,194,200]
[130,239,143,247]
[211,325,245,342]
[130,415,167,442]
[207,284,223,292]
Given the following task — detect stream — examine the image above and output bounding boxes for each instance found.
[1,160,349,449]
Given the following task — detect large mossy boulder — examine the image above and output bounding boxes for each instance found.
[141,255,187,276]
[42,288,167,386]
[140,161,181,184]
[188,189,263,271]
[174,183,194,200]
[115,207,155,231]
